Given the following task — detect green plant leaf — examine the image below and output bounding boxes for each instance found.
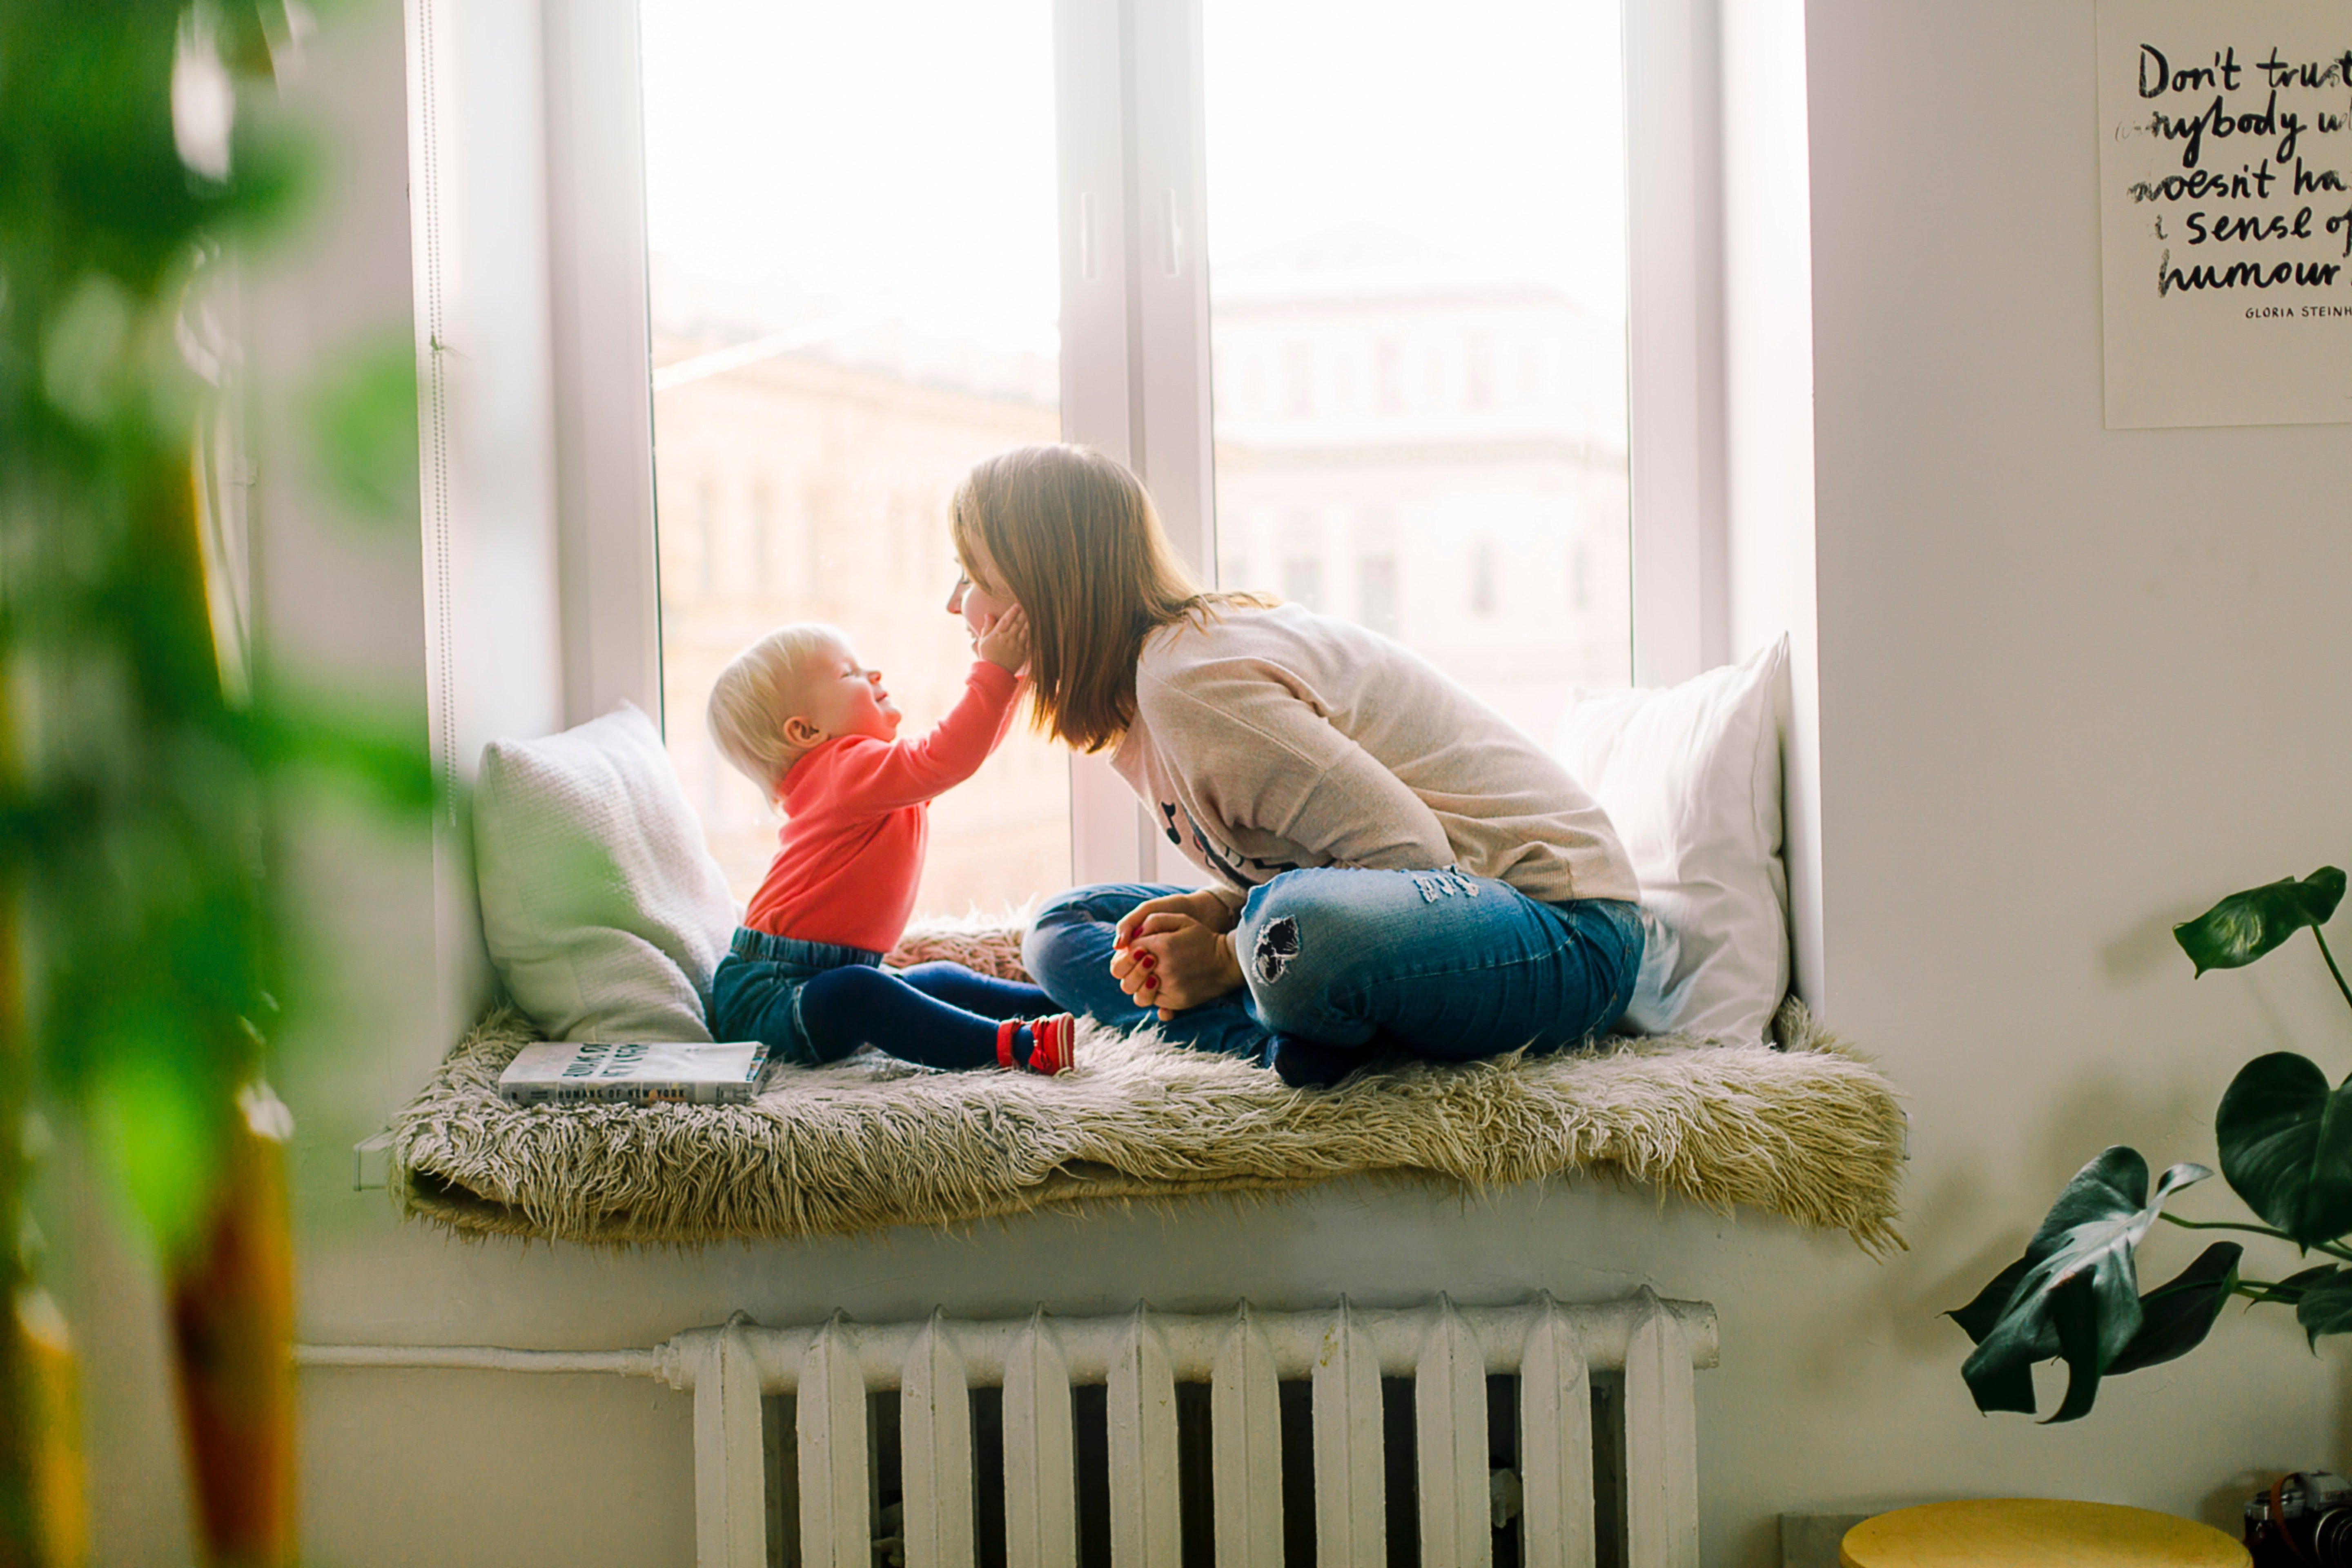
[244,692,436,813]
[2045,1271,2112,1423]
[2262,1264,2341,1305]
[1957,1148,2209,1421]
[2174,869,2346,976]
[1948,1243,2232,1369]
[1948,1256,2031,1346]
[2215,1052,2352,1246]
[88,1034,230,1259]
[308,334,419,522]
[2105,1243,2243,1375]
[2295,1270,2352,1346]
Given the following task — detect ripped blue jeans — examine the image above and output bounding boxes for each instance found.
[1022,869,1644,1067]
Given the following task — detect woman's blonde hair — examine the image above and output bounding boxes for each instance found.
[949,445,1265,753]
[706,622,844,801]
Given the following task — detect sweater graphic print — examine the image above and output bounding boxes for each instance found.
[1160,796,1299,891]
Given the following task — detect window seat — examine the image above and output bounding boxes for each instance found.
[389,930,1904,1252]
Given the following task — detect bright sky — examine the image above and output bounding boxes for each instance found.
[1202,0,1626,314]
[638,0,1627,351]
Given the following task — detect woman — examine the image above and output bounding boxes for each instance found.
[945,444,1643,1086]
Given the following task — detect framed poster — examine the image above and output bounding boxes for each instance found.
[2098,0,2352,428]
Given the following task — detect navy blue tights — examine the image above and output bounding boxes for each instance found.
[797,961,1054,1070]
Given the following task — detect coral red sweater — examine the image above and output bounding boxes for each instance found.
[742,660,1020,953]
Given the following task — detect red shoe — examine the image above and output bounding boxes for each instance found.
[1025,1013,1078,1076]
[997,1013,1078,1075]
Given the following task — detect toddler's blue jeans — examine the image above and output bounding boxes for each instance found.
[711,929,1052,1070]
[1023,868,1644,1074]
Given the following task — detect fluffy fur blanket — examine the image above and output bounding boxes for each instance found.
[392,929,1906,1253]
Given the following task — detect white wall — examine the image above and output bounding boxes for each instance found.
[1798,0,2352,1528]
[97,0,2352,1564]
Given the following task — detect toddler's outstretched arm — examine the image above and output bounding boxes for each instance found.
[825,610,1029,810]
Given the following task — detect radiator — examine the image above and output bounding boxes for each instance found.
[296,1287,1714,1568]
[661,1289,1714,1568]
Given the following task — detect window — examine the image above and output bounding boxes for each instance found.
[557,0,1719,894]
[1466,333,1496,412]
[1375,339,1403,414]
[1283,343,1314,418]
[693,479,716,596]
[1200,0,1633,741]
[1282,554,1323,612]
[1357,553,1399,638]
[639,0,1071,916]
[1469,538,1499,619]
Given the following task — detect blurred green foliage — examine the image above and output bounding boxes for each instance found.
[310,333,422,523]
[0,0,429,1254]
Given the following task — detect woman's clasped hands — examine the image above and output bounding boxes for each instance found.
[1109,886,1246,1021]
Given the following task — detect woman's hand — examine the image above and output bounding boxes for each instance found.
[976,604,1031,673]
[1111,889,1245,1019]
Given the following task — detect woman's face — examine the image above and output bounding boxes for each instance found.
[946,540,1016,642]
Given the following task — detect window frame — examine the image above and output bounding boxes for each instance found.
[539,0,1730,887]
[543,0,664,730]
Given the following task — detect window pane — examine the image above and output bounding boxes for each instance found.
[640,0,1068,920]
[1202,0,1634,742]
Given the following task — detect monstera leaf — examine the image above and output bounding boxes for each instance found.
[2103,1243,2243,1375]
[1955,1148,2211,1421]
[2215,1052,2352,1246]
[1948,1256,2031,1346]
[1954,1243,2241,1381]
[2174,868,2345,976]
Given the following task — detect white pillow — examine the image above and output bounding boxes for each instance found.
[472,701,739,1043]
[1556,637,1791,1045]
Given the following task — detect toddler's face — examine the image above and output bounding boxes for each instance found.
[791,635,900,744]
[946,543,1016,643]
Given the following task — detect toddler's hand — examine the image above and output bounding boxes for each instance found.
[978,604,1031,672]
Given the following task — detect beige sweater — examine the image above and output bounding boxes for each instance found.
[1108,603,1639,909]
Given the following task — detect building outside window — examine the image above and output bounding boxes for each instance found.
[639,0,1070,917]
[1196,0,1635,739]
[1282,553,1324,612]
[1375,338,1403,414]
[638,0,1632,911]
[1358,552,1400,638]
[1283,341,1315,418]
[1466,331,1496,411]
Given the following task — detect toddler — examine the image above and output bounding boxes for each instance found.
[705,608,1076,1074]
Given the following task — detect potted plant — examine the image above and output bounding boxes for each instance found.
[1951,868,2352,1421]
[0,5,428,1562]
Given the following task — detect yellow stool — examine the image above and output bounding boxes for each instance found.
[1841,1499,2249,1568]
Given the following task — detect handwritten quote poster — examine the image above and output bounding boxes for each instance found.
[2099,0,2352,428]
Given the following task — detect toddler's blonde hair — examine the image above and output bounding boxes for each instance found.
[706,622,846,802]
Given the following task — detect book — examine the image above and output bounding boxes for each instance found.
[497,1040,773,1107]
